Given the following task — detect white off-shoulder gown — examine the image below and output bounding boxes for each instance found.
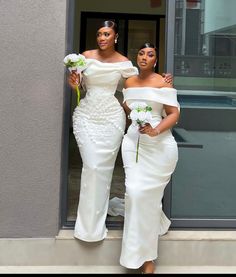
[120,87,179,269]
[72,59,138,242]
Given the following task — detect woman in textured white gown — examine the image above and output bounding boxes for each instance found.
[68,21,139,242]
[119,43,180,273]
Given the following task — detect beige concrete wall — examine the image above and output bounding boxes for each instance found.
[0,0,67,237]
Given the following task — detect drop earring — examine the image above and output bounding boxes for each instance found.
[115,39,117,44]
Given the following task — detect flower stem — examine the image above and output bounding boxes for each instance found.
[75,85,80,106]
[136,134,140,163]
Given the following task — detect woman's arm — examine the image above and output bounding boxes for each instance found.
[139,105,180,137]
[68,71,80,90]
[122,102,132,131]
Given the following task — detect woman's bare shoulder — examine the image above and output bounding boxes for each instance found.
[114,52,129,62]
[154,73,165,80]
[124,76,138,88]
[82,50,97,59]
[154,73,173,88]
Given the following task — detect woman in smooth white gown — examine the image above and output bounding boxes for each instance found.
[119,43,180,273]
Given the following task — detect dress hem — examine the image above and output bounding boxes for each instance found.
[120,255,157,269]
[73,229,108,242]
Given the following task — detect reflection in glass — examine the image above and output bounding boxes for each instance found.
[172,0,236,223]
[174,0,236,92]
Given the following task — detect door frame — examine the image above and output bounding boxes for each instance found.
[80,11,165,70]
[61,4,167,229]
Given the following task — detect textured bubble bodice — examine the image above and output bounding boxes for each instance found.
[72,58,138,242]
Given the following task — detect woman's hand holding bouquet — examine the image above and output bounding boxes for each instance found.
[64,53,87,106]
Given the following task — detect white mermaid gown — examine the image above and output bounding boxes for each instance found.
[72,58,138,242]
[120,87,179,269]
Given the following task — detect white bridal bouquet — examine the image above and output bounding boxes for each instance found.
[129,102,153,162]
[63,53,87,106]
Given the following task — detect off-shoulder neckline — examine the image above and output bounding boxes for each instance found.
[123,86,176,91]
[86,58,132,65]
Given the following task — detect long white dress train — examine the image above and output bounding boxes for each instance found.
[72,59,138,242]
[119,87,179,269]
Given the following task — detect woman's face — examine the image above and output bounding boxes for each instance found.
[137,47,157,70]
[96,27,116,50]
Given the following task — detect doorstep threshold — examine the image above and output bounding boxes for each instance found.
[56,229,236,241]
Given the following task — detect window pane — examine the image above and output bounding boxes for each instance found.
[174,0,236,91]
[172,0,236,221]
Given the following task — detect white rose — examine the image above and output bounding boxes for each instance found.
[68,53,79,62]
[137,111,146,122]
[130,110,139,121]
[129,102,147,110]
[63,56,69,64]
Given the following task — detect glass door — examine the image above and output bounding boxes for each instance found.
[164,0,236,228]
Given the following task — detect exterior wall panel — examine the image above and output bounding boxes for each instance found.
[0,0,67,237]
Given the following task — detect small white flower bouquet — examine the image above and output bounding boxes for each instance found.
[63,53,87,106]
[129,102,153,162]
